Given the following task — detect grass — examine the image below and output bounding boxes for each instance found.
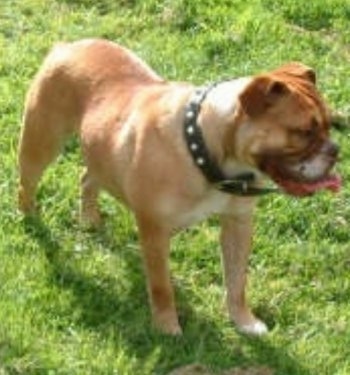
[1,0,350,374]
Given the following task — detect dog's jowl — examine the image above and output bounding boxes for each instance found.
[18,39,340,335]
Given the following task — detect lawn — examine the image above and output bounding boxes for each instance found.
[1,0,350,374]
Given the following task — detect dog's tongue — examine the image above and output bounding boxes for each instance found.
[280,174,342,197]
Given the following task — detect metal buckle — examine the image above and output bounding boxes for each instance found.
[215,179,279,196]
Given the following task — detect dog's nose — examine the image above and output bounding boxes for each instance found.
[320,140,339,159]
[326,141,339,158]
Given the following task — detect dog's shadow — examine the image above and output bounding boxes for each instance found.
[22,215,312,375]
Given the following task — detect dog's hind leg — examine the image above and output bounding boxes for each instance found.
[80,169,102,228]
[18,108,68,214]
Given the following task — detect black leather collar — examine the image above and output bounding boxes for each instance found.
[183,83,277,196]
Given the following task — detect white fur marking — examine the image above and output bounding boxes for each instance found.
[239,320,268,336]
[289,154,330,180]
[206,77,252,118]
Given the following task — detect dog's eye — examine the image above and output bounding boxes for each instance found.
[304,128,314,138]
[302,118,318,139]
[293,128,313,139]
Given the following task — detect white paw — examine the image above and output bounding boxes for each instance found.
[239,320,268,336]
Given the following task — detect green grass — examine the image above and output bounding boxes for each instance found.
[1,0,350,374]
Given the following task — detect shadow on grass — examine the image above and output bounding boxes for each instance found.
[23,216,312,375]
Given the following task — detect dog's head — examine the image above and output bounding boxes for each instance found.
[231,62,340,196]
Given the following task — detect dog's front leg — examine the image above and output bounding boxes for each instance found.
[220,204,268,335]
[137,218,182,335]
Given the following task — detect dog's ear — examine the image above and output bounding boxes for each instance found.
[274,62,316,84]
[239,76,290,118]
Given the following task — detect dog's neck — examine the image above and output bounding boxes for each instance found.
[198,78,252,158]
[183,78,276,195]
[197,78,252,168]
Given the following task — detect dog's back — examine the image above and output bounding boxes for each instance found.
[24,39,164,127]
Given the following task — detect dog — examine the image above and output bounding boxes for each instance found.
[18,39,340,335]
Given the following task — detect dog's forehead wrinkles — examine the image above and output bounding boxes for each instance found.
[206,77,252,117]
[293,80,328,126]
[301,95,329,133]
[279,82,328,134]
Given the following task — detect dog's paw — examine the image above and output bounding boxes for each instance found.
[238,319,268,336]
[154,311,183,336]
[18,188,37,215]
[160,322,183,336]
[230,307,269,336]
[80,209,103,229]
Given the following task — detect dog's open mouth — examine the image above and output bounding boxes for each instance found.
[263,164,341,197]
[276,173,341,197]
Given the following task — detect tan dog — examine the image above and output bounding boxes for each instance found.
[18,39,340,335]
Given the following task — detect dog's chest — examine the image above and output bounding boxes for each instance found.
[174,190,232,228]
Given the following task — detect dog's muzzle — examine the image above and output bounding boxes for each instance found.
[287,140,339,183]
[260,140,341,197]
